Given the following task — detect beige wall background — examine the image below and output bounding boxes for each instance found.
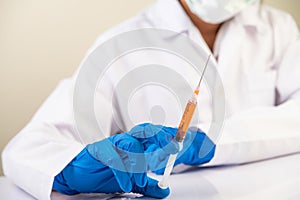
[0,0,299,176]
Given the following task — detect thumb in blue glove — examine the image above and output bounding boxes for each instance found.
[177,127,216,166]
[127,123,180,172]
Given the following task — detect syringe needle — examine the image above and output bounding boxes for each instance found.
[196,54,211,91]
[194,54,211,95]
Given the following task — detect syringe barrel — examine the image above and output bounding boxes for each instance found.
[158,98,197,189]
[158,153,178,189]
[175,97,197,142]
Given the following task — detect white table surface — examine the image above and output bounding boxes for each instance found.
[1,153,300,200]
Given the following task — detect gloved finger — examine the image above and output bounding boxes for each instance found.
[128,154,147,188]
[144,139,179,155]
[146,125,177,148]
[130,123,164,146]
[162,126,177,137]
[178,130,216,166]
[87,139,134,193]
[128,123,153,138]
[181,130,195,151]
[133,177,170,199]
[162,140,180,155]
[146,140,179,172]
[110,169,132,192]
[114,134,148,188]
[151,152,183,175]
[199,134,215,158]
[129,123,176,149]
[138,126,177,158]
[133,172,147,188]
[150,148,183,175]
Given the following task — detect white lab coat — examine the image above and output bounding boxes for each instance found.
[2,0,300,199]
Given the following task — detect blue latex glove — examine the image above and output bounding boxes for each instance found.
[127,123,216,174]
[53,133,174,199]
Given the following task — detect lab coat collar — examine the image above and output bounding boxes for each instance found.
[148,0,193,35]
[233,3,266,33]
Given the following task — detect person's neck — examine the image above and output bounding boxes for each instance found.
[180,0,222,52]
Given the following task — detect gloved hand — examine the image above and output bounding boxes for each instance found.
[126,123,216,174]
[53,132,176,199]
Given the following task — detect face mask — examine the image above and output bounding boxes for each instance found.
[185,0,259,24]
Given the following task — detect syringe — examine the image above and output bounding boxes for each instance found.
[158,55,211,189]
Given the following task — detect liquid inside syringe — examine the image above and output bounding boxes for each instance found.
[175,92,198,143]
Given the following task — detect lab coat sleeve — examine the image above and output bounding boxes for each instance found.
[1,15,146,199]
[1,78,84,200]
[208,38,300,166]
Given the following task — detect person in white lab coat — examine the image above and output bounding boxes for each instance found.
[2,0,300,199]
